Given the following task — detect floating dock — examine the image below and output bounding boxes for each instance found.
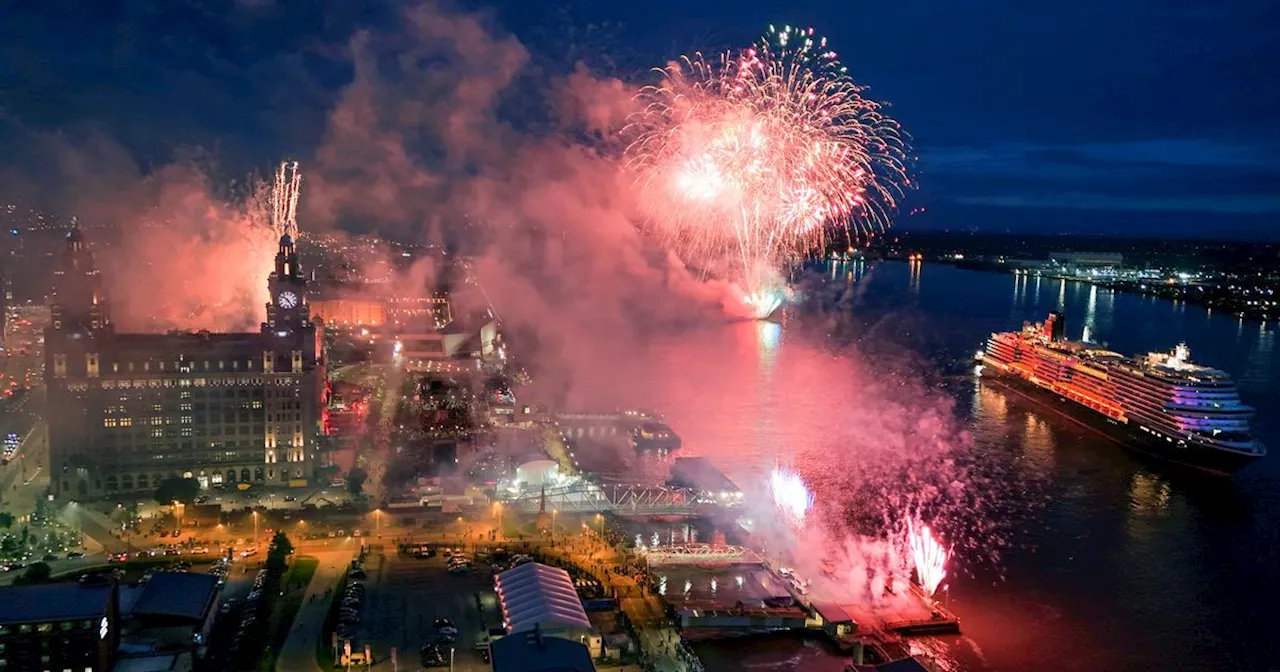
[644,545,958,645]
[805,582,960,649]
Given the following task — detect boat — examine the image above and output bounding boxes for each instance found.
[976,311,1265,475]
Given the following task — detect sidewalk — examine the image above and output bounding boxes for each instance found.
[276,549,357,672]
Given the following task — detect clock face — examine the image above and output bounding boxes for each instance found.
[278,291,299,309]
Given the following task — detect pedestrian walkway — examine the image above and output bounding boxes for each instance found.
[276,549,356,672]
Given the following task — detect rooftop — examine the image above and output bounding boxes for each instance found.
[495,563,593,634]
[111,653,188,672]
[489,629,596,672]
[0,582,113,625]
[125,572,219,623]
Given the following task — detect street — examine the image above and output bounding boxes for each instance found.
[276,549,357,672]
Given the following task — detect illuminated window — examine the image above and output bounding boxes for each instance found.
[121,418,133,427]
[103,418,118,428]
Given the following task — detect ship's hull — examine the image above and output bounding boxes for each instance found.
[981,370,1262,476]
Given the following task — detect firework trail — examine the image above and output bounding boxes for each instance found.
[770,465,816,525]
[272,160,302,239]
[626,25,909,317]
[907,517,952,597]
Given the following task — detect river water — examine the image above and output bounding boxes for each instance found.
[608,260,1279,672]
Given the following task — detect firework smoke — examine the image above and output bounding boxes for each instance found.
[770,465,815,525]
[908,517,952,597]
[626,24,909,318]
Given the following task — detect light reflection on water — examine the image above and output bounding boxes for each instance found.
[623,261,1280,671]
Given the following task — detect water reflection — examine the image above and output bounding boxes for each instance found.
[1239,321,1274,392]
[1020,409,1055,473]
[1083,285,1098,341]
[623,261,1278,672]
[1127,472,1173,516]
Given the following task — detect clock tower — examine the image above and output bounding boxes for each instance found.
[264,234,309,335]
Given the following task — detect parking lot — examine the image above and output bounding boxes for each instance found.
[357,550,500,671]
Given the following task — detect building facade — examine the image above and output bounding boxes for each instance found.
[44,231,323,498]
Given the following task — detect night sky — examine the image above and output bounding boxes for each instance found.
[2,0,1277,238]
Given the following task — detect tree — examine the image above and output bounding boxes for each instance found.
[266,532,292,574]
[270,531,294,557]
[15,562,51,585]
[0,512,14,529]
[347,467,368,497]
[153,477,201,505]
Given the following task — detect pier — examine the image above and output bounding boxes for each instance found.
[640,544,959,646]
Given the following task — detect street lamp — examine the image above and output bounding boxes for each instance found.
[595,513,604,538]
[551,509,558,539]
[492,502,503,540]
[373,509,382,538]
[252,511,260,549]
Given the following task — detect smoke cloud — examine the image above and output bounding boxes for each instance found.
[3,0,1033,584]
[300,0,743,406]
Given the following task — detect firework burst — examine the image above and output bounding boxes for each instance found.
[907,517,952,597]
[272,161,303,239]
[770,465,816,525]
[626,25,908,314]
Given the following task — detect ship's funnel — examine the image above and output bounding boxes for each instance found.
[1045,311,1066,341]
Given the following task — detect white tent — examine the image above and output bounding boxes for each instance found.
[495,562,601,656]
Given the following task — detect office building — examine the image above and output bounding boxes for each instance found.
[44,230,323,497]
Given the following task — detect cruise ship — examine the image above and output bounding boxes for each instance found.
[977,312,1265,474]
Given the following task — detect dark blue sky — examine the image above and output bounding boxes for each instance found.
[2,0,1277,238]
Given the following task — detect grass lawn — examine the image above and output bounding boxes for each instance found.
[256,555,319,672]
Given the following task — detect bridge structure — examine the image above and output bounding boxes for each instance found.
[643,544,767,566]
[501,481,737,516]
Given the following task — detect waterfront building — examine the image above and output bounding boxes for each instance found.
[1049,251,1124,267]
[44,229,323,497]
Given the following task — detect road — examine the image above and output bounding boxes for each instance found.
[0,421,46,515]
[276,549,357,672]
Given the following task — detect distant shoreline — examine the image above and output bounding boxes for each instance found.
[884,256,1276,323]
